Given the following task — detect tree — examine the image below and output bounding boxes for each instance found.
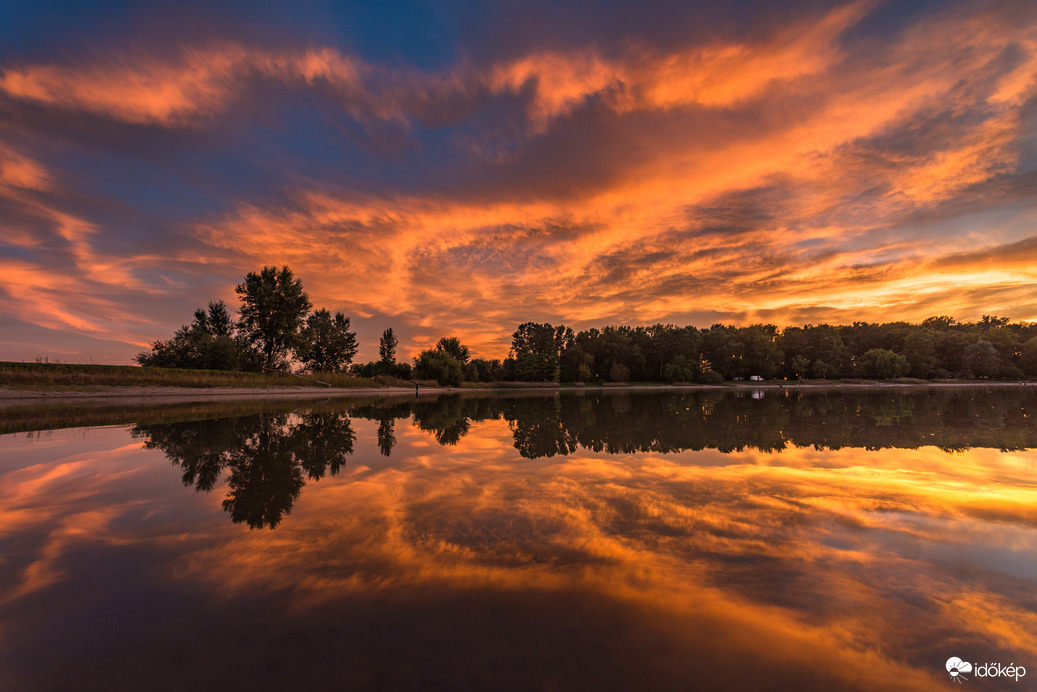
[859,348,909,379]
[701,325,743,379]
[466,358,504,382]
[609,362,631,383]
[235,266,312,371]
[790,355,810,380]
[962,340,1001,378]
[922,315,956,330]
[436,336,470,366]
[298,309,358,372]
[740,324,783,379]
[135,300,238,370]
[415,349,463,386]
[979,315,1010,330]
[195,300,234,338]
[379,328,399,366]
[696,368,723,384]
[1021,336,1037,377]
[903,329,938,378]
[663,355,697,383]
[511,322,570,381]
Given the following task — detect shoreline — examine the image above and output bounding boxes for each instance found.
[1,380,1031,407]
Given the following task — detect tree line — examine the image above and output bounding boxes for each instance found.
[502,316,1037,384]
[410,315,1037,384]
[137,266,1037,383]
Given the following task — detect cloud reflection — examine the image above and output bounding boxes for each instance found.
[169,411,1034,689]
[5,392,1034,687]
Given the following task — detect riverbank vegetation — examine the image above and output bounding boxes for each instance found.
[102,266,1037,387]
[500,316,1037,385]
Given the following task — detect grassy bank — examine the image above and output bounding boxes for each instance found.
[0,361,399,390]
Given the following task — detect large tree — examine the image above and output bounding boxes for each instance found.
[298,309,358,373]
[235,266,312,371]
[511,322,571,381]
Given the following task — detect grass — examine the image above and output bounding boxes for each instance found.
[0,361,391,390]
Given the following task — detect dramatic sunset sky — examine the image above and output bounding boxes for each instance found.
[1,0,1035,363]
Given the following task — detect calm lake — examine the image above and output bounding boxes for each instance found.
[1,388,1035,691]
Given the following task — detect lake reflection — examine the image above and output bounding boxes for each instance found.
[1,389,1035,691]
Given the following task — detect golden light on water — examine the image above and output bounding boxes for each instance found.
[2,392,1034,688]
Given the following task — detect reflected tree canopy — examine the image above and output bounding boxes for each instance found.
[126,388,1037,528]
[133,411,355,528]
[412,397,472,445]
[351,388,1037,459]
[497,389,1036,458]
[350,402,412,457]
[377,418,396,457]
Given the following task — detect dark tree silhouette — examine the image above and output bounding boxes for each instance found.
[299,309,358,373]
[235,265,312,371]
[134,300,238,370]
[379,328,399,366]
[511,322,571,381]
[415,349,463,386]
[436,336,470,366]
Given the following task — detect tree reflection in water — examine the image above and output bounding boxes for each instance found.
[351,402,411,457]
[131,388,1037,528]
[377,418,396,457]
[391,388,1037,459]
[492,388,1037,458]
[133,411,355,528]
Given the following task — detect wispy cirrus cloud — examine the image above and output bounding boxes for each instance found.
[0,0,1034,361]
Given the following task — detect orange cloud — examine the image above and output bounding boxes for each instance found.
[0,3,870,130]
[1,1,1034,361]
[172,2,1035,357]
[0,145,53,192]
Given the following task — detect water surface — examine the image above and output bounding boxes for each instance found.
[1,389,1035,690]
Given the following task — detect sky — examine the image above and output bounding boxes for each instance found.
[0,0,1035,364]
